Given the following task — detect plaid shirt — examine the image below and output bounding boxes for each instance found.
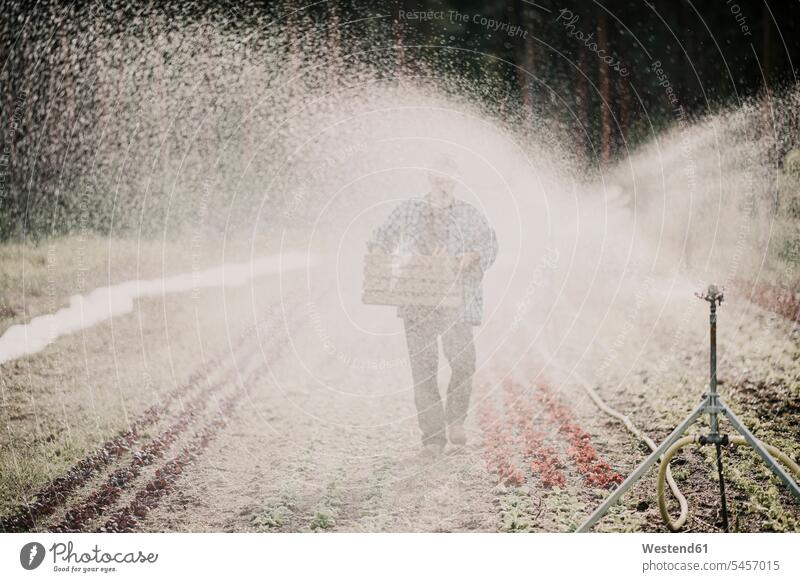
[369,198,498,325]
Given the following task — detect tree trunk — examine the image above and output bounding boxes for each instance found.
[327,1,340,69]
[679,0,694,110]
[761,3,772,95]
[513,0,534,114]
[597,9,612,164]
[760,1,779,211]
[285,0,300,79]
[393,1,406,79]
[618,73,630,151]
[576,45,590,160]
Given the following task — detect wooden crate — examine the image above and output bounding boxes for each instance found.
[361,253,463,308]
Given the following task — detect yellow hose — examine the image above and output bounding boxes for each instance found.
[543,363,691,530]
[534,349,799,532]
[657,436,800,531]
[578,380,689,528]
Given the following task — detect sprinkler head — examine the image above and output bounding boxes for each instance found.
[696,284,724,306]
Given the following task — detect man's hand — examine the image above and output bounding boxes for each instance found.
[458,252,481,271]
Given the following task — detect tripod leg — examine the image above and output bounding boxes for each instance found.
[720,399,800,500]
[576,401,706,533]
[715,442,729,531]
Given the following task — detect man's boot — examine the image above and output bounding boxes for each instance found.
[416,442,445,463]
[448,424,467,447]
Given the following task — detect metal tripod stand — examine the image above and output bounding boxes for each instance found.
[577,284,800,532]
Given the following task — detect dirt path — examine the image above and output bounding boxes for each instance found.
[139,283,501,533]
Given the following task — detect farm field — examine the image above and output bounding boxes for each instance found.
[2,237,798,533]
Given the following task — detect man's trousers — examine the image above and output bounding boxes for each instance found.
[403,309,476,447]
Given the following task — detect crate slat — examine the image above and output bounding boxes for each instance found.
[361,253,463,307]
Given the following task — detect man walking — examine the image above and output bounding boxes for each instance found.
[368,155,498,459]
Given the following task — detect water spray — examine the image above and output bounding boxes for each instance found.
[578,285,800,532]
